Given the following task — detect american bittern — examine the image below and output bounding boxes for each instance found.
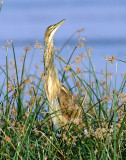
[44,20,83,130]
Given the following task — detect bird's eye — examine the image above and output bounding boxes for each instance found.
[50,26,54,30]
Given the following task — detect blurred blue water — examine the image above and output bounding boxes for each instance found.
[0,0,126,90]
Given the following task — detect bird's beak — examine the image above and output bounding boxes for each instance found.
[53,19,66,31]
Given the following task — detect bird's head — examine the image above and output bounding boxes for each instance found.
[45,19,65,46]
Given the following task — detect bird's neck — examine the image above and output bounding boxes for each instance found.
[44,41,60,103]
[44,42,58,78]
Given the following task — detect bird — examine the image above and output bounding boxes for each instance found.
[44,19,84,131]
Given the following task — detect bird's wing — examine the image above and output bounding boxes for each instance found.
[57,83,82,121]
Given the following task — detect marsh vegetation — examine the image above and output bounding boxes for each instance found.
[0,33,126,159]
